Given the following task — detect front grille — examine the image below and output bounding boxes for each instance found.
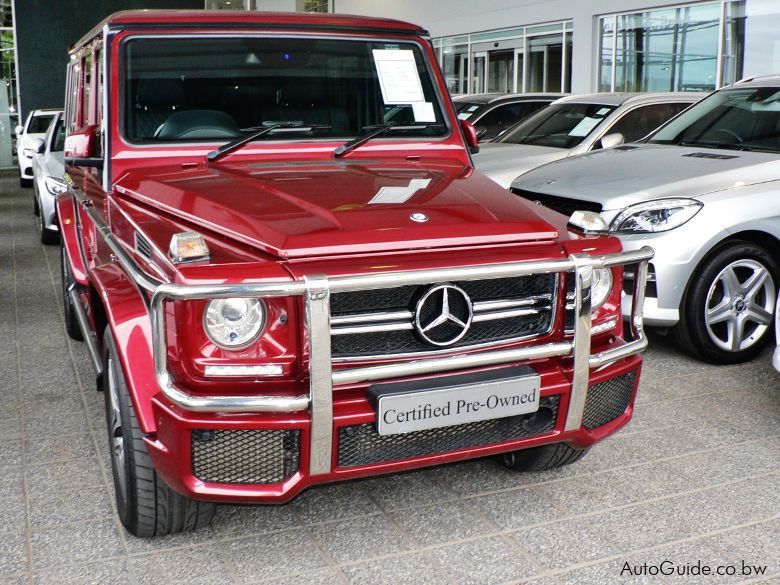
[330,275,557,358]
[337,395,559,467]
[191,429,300,484]
[511,188,603,217]
[582,370,637,430]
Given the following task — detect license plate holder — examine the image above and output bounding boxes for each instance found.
[368,365,541,436]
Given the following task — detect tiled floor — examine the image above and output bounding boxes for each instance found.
[1,176,778,585]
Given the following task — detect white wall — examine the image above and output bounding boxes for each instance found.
[333,0,706,92]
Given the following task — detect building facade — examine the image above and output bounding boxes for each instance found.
[335,0,780,95]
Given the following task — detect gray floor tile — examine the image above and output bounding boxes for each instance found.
[254,568,346,585]
[223,529,327,582]
[30,519,123,568]
[360,469,455,510]
[26,458,104,493]
[24,433,96,465]
[389,500,495,546]
[470,482,569,530]
[211,504,299,539]
[292,484,380,525]
[28,485,114,529]
[343,552,450,585]
[122,525,217,554]
[430,535,539,585]
[309,513,411,563]
[33,558,132,585]
[510,516,622,570]
[130,546,234,585]
[0,530,27,573]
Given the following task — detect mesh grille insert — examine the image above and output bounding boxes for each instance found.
[191,429,300,484]
[582,371,637,430]
[337,396,559,468]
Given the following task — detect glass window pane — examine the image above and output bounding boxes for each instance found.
[441,44,469,95]
[487,50,514,93]
[606,3,719,93]
[604,102,689,144]
[735,0,780,80]
[598,17,614,92]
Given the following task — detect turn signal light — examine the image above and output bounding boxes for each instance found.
[169,231,210,263]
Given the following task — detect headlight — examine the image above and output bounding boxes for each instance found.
[591,268,613,309]
[45,176,68,195]
[204,298,266,350]
[610,199,702,233]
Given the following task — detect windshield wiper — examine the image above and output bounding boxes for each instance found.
[677,140,745,151]
[207,124,332,162]
[333,123,445,158]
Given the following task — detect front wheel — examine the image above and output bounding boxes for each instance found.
[60,244,83,341]
[103,328,216,537]
[673,241,777,364]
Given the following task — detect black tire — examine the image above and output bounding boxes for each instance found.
[103,328,216,537]
[673,240,778,364]
[20,176,32,188]
[60,244,83,341]
[501,443,589,472]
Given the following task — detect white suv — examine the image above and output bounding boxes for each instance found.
[15,109,60,187]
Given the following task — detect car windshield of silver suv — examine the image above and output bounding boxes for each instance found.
[648,86,780,153]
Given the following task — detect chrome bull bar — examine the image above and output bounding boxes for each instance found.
[148,248,653,476]
[73,186,653,477]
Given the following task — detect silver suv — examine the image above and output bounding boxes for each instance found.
[510,77,780,364]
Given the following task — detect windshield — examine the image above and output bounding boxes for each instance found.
[123,37,448,143]
[497,102,617,148]
[27,114,55,134]
[649,87,780,153]
[454,102,482,119]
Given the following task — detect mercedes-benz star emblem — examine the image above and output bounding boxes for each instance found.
[414,284,473,346]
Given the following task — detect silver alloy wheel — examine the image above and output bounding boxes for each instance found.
[106,355,128,503]
[704,259,775,352]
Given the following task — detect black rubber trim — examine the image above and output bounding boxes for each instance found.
[109,22,428,37]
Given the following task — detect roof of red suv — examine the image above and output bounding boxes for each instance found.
[71,10,428,52]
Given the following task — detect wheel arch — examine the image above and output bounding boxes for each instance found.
[89,264,158,435]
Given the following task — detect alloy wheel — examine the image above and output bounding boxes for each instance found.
[704,259,775,353]
[106,355,128,504]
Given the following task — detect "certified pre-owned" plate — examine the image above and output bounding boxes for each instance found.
[368,365,541,436]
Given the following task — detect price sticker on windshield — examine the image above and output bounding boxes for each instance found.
[372,49,425,104]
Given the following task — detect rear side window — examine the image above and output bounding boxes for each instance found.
[27,114,55,134]
[605,102,690,144]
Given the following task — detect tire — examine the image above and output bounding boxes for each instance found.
[673,240,778,364]
[60,243,83,341]
[32,186,40,216]
[103,328,216,537]
[20,176,32,188]
[501,443,589,472]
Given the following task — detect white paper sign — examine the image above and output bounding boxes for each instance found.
[568,116,602,137]
[372,49,425,104]
[412,101,436,123]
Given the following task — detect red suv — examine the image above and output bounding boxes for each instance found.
[59,10,652,537]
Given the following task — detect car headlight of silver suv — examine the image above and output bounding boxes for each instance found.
[45,176,68,195]
[610,198,703,233]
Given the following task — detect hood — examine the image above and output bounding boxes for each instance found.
[473,143,571,188]
[512,143,780,210]
[115,158,559,259]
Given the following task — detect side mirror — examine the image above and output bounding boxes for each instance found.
[64,125,102,167]
[460,119,480,154]
[33,138,45,155]
[475,125,487,140]
[600,132,625,149]
[15,124,24,136]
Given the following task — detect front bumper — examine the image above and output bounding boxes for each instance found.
[143,248,652,502]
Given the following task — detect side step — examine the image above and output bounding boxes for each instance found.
[68,286,103,376]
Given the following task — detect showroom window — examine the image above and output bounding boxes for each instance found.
[434,21,572,96]
[599,0,780,92]
[598,2,720,93]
